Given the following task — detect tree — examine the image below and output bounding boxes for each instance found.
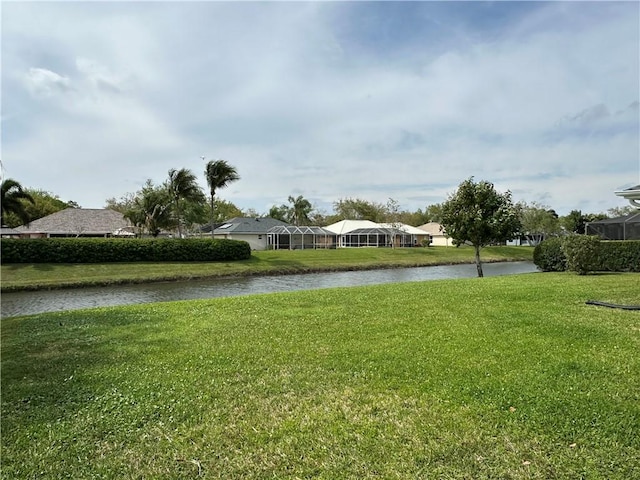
[204,159,240,238]
[517,201,561,246]
[287,195,313,225]
[125,180,174,237]
[440,178,521,277]
[167,168,206,238]
[268,204,289,222]
[332,198,387,222]
[6,189,79,226]
[385,198,402,248]
[424,203,445,223]
[607,205,636,217]
[1,179,35,226]
[561,209,587,234]
[105,192,137,214]
[207,199,243,224]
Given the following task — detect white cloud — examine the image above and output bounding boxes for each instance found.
[2,1,638,216]
[23,67,72,98]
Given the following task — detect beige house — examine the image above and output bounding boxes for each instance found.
[14,208,134,238]
[417,222,453,246]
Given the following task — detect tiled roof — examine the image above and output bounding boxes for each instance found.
[15,208,132,235]
[417,222,447,236]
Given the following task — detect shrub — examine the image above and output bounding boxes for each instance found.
[533,237,566,272]
[561,235,601,275]
[534,237,640,273]
[0,238,251,264]
[597,240,640,272]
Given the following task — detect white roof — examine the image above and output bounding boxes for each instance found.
[378,223,427,235]
[325,220,427,235]
[324,220,380,234]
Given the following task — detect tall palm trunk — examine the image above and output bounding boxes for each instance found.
[175,200,183,238]
[210,195,215,239]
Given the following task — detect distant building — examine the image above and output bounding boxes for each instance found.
[416,222,452,246]
[586,212,640,240]
[213,217,289,250]
[14,209,133,238]
[324,220,430,248]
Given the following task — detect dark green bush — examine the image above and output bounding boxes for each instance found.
[533,237,640,273]
[533,237,566,272]
[562,235,601,275]
[597,240,640,272]
[0,238,251,264]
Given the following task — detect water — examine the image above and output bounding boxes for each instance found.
[1,261,538,318]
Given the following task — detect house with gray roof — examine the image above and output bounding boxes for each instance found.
[615,184,640,208]
[213,217,290,250]
[14,208,133,238]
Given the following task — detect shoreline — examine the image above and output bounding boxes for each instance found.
[1,258,532,293]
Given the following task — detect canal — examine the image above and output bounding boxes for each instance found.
[1,261,538,318]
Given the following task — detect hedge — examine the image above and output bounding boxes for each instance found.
[0,238,251,264]
[533,236,640,274]
[532,237,566,272]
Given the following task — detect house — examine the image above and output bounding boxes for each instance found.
[417,222,453,246]
[1,226,21,238]
[587,184,640,240]
[586,212,640,240]
[615,184,640,208]
[14,208,133,238]
[324,220,429,247]
[267,225,337,250]
[213,217,290,250]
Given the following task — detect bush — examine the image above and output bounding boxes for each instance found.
[597,240,640,272]
[0,238,251,264]
[534,237,640,273]
[562,235,601,275]
[533,237,566,272]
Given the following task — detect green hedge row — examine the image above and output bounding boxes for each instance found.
[533,236,640,274]
[0,238,251,264]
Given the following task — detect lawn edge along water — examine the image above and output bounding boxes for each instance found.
[0,245,533,292]
[2,272,639,479]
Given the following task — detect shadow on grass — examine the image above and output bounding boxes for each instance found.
[1,308,174,439]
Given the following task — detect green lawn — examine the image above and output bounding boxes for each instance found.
[0,246,532,291]
[2,272,639,479]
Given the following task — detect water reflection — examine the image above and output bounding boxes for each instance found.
[1,261,538,318]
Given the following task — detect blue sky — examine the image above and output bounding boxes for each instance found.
[2,1,638,216]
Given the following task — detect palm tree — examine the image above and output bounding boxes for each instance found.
[287,195,312,226]
[167,168,205,238]
[204,159,240,238]
[1,178,35,226]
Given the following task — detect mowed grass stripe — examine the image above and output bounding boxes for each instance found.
[2,273,639,479]
[1,245,533,291]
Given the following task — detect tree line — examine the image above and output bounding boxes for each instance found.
[2,165,635,239]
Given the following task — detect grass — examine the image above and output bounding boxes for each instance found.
[2,272,639,479]
[0,246,532,291]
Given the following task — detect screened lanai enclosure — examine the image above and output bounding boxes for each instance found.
[267,226,337,250]
[339,227,416,248]
[586,212,640,240]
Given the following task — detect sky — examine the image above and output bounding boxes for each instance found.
[2,1,639,217]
